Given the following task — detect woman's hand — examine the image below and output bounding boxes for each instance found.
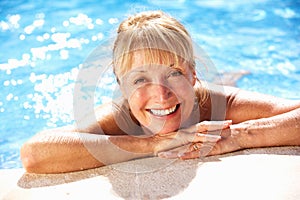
[157,121,250,159]
[150,120,232,156]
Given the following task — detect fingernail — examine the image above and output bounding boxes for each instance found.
[157,152,167,158]
[197,133,221,142]
[177,152,186,158]
[207,135,221,142]
[231,129,240,136]
[158,152,177,158]
[225,120,232,126]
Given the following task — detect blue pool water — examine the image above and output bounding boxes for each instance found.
[0,0,299,169]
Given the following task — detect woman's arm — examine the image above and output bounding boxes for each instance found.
[224,86,300,124]
[20,130,153,174]
[210,86,300,154]
[21,124,226,174]
[21,99,229,174]
[159,84,300,159]
[20,101,146,174]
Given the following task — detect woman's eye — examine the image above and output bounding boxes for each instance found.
[134,78,146,85]
[169,70,183,77]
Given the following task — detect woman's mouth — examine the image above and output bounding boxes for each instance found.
[147,104,180,117]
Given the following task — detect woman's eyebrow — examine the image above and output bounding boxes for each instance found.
[128,69,147,74]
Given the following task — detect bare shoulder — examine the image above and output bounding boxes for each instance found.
[201,81,300,122]
[80,99,136,135]
[54,99,140,135]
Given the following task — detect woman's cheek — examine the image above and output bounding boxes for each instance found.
[128,89,149,119]
[173,83,195,115]
[172,81,194,100]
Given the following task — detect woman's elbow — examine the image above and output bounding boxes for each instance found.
[20,142,35,172]
[20,142,45,173]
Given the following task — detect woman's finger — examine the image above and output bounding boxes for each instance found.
[180,131,221,143]
[179,143,215,159]
[197,120,232,132]
[154,122,230,154]
[158,142,215,159]
[157,144,190,159]
[178,151,201,160]
[184,120,232,133]
[194,133,221,143]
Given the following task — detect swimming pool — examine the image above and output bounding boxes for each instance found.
[0,0,299,169]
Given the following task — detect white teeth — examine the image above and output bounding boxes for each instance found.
[149,105,177,116]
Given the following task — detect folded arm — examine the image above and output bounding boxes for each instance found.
[20,101,146,173]
[160,84,300,159]
[21,100,226,173]
[21,129,153,174]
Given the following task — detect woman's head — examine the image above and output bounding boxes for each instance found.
[113,10,201,134]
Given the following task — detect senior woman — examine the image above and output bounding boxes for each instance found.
[21,10,300,174]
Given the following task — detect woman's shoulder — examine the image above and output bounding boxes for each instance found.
[94,98,142,135]
[200,81,239,96]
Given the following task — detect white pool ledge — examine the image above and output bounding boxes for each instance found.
[1,146,299,200]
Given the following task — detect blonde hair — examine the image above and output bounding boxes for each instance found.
[113,10,207,105]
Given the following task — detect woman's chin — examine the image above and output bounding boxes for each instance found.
[146,125,179,135]
[140,114,183,135]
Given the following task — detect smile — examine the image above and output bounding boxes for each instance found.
[148,104,180,117]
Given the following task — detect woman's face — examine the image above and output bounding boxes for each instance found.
[120,50,196,135]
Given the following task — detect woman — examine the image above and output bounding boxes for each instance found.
[21,10,300,174]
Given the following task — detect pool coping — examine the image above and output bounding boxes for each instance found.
[1,146,300,200]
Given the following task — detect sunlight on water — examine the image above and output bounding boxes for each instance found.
[0,0,299,169]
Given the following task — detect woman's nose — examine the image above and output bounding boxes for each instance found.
[151,83,173,101]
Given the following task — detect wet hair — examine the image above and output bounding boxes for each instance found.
[113,10,207,105]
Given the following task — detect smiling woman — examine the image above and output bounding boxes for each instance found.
[20,10,300,174]
[119,50,198,135]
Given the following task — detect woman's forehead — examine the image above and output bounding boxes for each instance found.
[130,49,184,67]
[115,48,191,81]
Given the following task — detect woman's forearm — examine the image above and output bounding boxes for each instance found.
[173,108,300,159]
[21,131,153,174]
[21,120,226,173]
[233,107,300,148]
